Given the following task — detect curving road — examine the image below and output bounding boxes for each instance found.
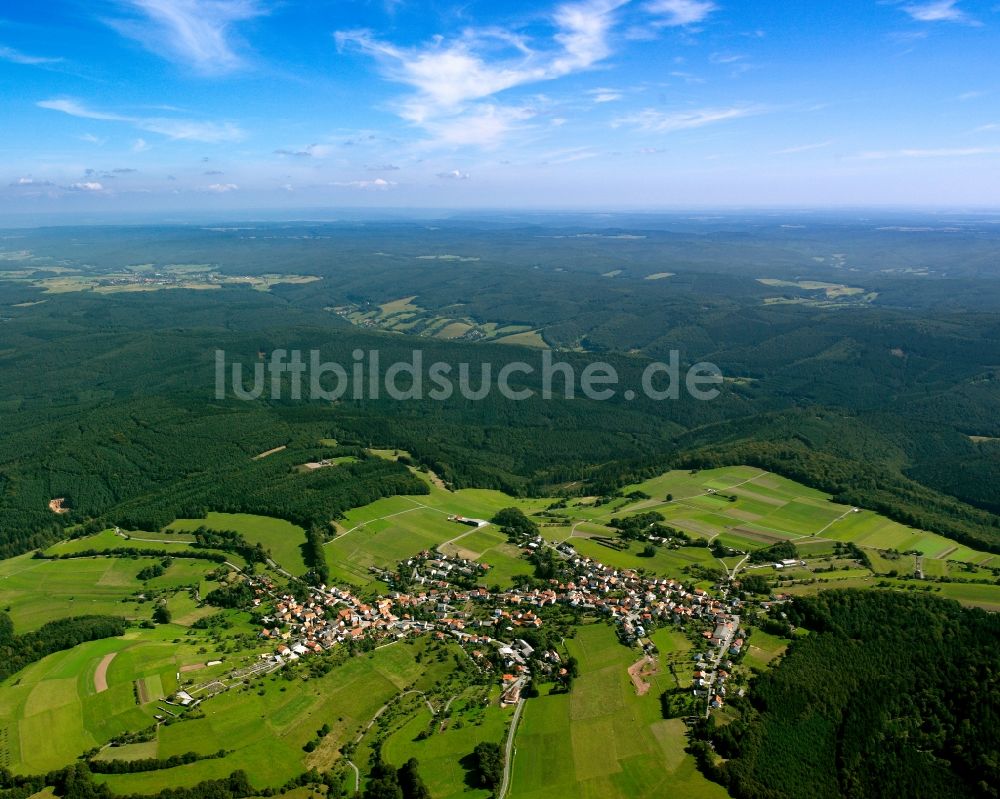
[498,699,526,799]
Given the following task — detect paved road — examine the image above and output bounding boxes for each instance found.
[498,699,526,799]
[704,614,740,718]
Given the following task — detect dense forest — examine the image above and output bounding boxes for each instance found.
[697,591,1000,799]
[0,218,998,558]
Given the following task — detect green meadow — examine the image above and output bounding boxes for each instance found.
[95,639,455,794]
[169,513,309,576]
[0,625,221,775]
[381,688,514,799]
[508,624,728,799]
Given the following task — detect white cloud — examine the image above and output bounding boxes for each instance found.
[273,143,335,158]
[540,146,600,164]
[0,45,62,65]
[857,147,1000,159]
[422,104,537,148]
[644,0,717,27]
[204,182,239,192]
[436,169,471,180]
[38,98,245,143]
[709,52,744,64]
[335,0,628,147]
[131,137,150,152]
[80,133,107,145]
[68,182,104,191]
[613,105,765,133]
[105,0,267,73]
[588,87,623,102]
[331,178,396,189]
[140,118,244,141]
[901,1,977,24]
[38,98,123,121]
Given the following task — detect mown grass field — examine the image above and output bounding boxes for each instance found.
[316,463,1000,605]
[96,638,455,793]
[0,553,221,631]
[546,466,998,576]
[743,629,789,672]
[381,687,514,799]
[508,624,729,799]
[0,625,226,775]
[324,483,551,586]
[169,512,309,576]
[2,462,999,794]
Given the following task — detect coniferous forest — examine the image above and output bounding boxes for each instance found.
[697,591,1000,799]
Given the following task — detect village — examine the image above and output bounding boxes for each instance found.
[232,544,750,714]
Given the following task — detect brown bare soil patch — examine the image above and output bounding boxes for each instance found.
[628,656,659,696]
[94,653,116,693]
[48,498,69,514]
[252,445,286,460]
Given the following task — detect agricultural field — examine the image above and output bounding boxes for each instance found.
[380,687,514,799]
[0,551,222,631]
[544,466,998,580]
[315,462,1000,605]
[96,638,454,794]
[21,266,320,295]
[1,461,997,797]
[331,296,548,348]
[742,629,790,672]
[325,483,552,586]
[0,624,232,775]
[508,624,729,799]
[169,513,309,576]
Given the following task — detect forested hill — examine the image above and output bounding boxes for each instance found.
[0,220,999,559]
[699,590,1000,799]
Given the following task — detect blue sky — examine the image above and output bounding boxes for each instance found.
[1,0,999,214]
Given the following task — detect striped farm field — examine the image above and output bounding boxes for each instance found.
[508,624,728,799]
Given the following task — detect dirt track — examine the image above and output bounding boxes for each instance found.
[94,653,116,693]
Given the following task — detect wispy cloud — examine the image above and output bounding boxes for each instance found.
[273,143,335,158]
[613,105,765,133]
[38,98,245,143]
[331,177,396,189]
[67,181,104,192]
[0,45,62,65]
[540,146,600,164]
[588,87,623,102]
[644,0,717,27]
[105,0,267,73]
[436,169,471,180]
[773,140,833,154]
[857,146,1000,159]
[10,177,56,187]
[900,1,978,25]
[204,182,239,192]
[335,0,628,147]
